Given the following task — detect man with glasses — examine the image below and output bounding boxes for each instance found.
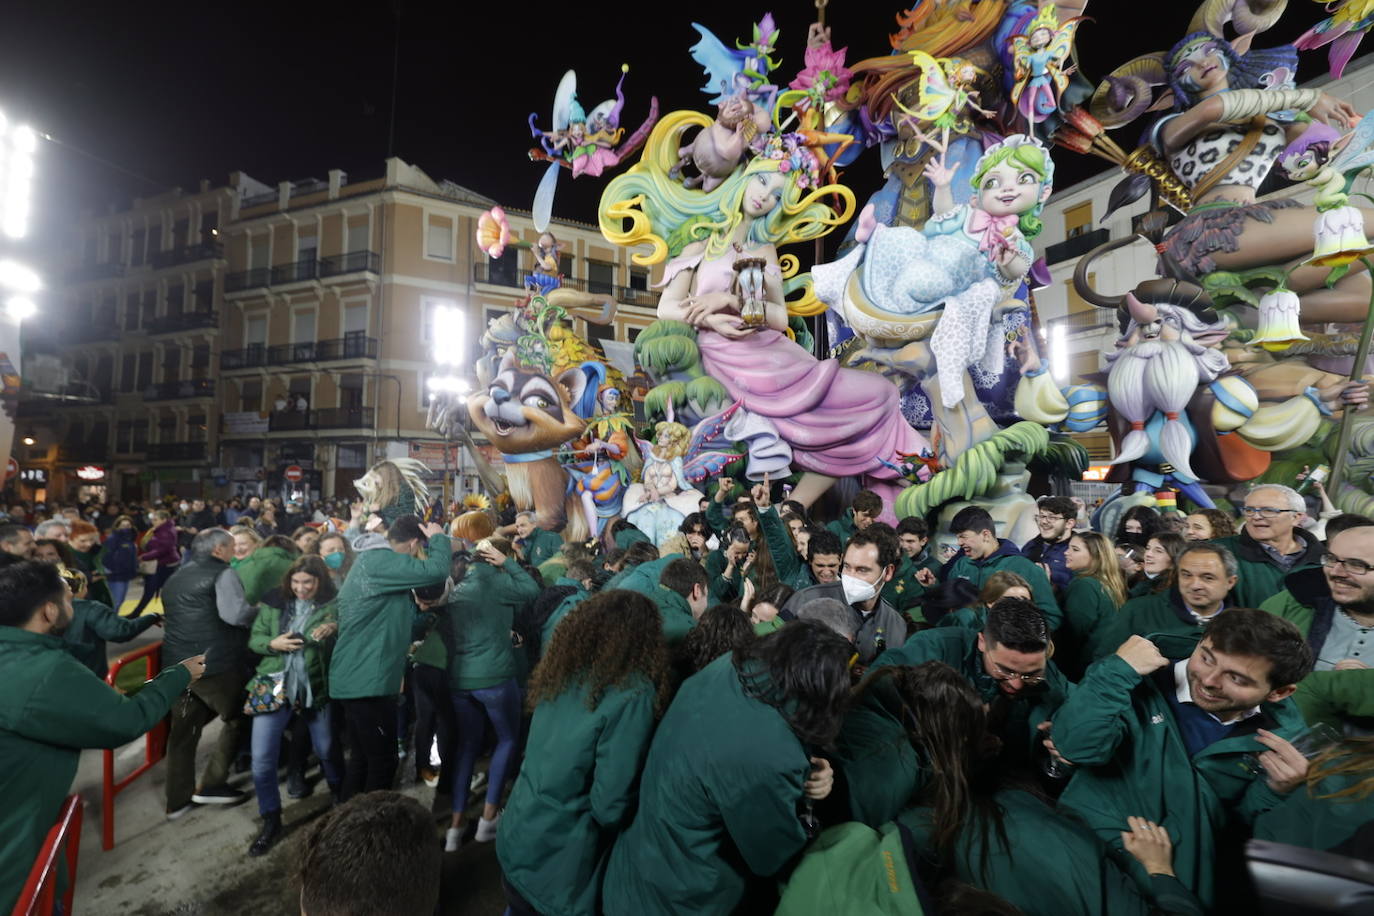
[1259,525,1374,673]
[1212,484,1323,608]
[1050,610,1312,910]
[1021,496,1078,593]
[874,597,1069,771]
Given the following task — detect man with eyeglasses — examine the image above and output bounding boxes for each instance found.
[1211,484,1323,608]
[874,597,1069,772]
[1049,610,1312,910]
[1021,496,1078,593]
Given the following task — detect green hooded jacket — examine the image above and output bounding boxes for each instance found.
[1292,667,1374,731]
[1053,634,1306,909]
[63,598,160,678]
[329,534,452,699]
[603,655,813,915]
[498,679,659,916]
[541,578,590,650]
[881,551,941,616]
[0,628,191,914]
[1254,765,1374,853]
[247,595,337,707]
[1211,528,1323,610]
[444,557,539,691]
[942,541,1061,629]
[833,676,925,828]
[234,545,295,606]
[1089,590,1209,663]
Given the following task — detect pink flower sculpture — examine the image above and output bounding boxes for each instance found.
[476,206,512,259]
[790,41,853,104]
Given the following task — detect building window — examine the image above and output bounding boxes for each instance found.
[489,250,518,287]
[336,443,367,468]
[241,379,263,412]
[188,413,207,441]
[157,415,177,440]
[587,259,614,295]
[629,268,649,291]
[194,279,213,311]
[426,216,454,261]
[200,212,218,243]
[147,224,162,256]
[120,354,135,393]
[130,228,146,266]
[141,291,156,325]
[340,373,364,409]
[1064,202,1092,239]
[298,229,318,264]
[173,218,189,249]
[166,283,184,315]
[135,352,153,391]
[116,421,132,453]
[559,253,574,279]
[347,220,369,253]
[420,296,459,345]
[124,291,141,331]
[191,344,210,370]
[132,420,149,451]
[162,347,182,374]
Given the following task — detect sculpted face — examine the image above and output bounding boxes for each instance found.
[976,161,1046,218]
[467,353,588,456]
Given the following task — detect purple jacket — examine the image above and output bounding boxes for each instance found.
[139,521,181,568]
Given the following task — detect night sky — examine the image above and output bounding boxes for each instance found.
[0,0,1356,254]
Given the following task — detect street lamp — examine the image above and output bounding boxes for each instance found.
[427,304,469,506]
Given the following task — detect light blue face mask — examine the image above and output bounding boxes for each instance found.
[322,551,345,570]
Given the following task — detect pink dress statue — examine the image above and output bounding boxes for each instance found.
[661,248,927,480]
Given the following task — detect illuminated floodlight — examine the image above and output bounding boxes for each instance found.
[6,296,36,321]
[0,260,40,293]
[426,376,470,394]
[1050,322,1069,385]
[0,118,36,240]
[431,304,465,366]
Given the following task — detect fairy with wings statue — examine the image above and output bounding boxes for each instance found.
[688,13,781,108]
[1279,111,1374,270]
[895,51,995,151]
[528,67,659,231]
[623,407,747,546]
[1009,4,1084,133]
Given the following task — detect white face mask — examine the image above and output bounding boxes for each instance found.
[841,573,879,607]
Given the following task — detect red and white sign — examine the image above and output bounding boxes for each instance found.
[283,465,304,483]
[75,465,106,481]
[1081,465,1113,482]
[4,458,16,480]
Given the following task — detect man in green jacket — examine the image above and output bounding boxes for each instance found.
[941,506,1060,628]
[513,511,564,570]
[64,597,162,678]
[874,597,1069,771]
[1212,484,1324,609]
[1260,524,1374,672]
[331,514,450,799]
[1090,544,1238,662]
[824,489,882,543]
[652,558,707,644]
[0,559,205,913]
[1051,611,1314,910]
[881,517,941,616]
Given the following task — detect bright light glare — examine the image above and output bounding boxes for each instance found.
[426,376,470,394]
[0,260,40,293]
[1050,323,1069,385]
[431,305,465,366]
[7,297,36,321]
[0,119,35,240]
[21,436,34,446]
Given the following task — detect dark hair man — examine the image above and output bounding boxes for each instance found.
[1051,610,1314,909]
[882,516,942,614]
[657,558,710,643]
[1022,496,1079,592]
[781,527,906,664]
[0,524,35,560]
[0,560,204,913]
[943,506,1060,628]
[825,489,883,542]
[1094,545,1239,657]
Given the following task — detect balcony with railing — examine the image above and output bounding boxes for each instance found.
[148,242,224,269]
[144,378,215,400]
[267,406,374,432]
[319,250,380,278]
[145,311,218,335]
[221,335,379,370]
[66,262,125,283]
[224,267,271,293]
[270,259,319,286]
[67,319,121,344]
[146,441,208,461]
[58,441,109,463]
[1044,227,1111,265]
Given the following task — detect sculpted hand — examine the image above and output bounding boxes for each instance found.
[683,293,737,328]
[922,154,955,189]
[1334,658,1369,670]
[704,311,756,340]
[1311,93,1359,129]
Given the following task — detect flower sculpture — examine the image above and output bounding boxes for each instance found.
[1251,287,1310,352]
[476,206,513,259]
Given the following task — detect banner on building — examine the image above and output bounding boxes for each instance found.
[222,411,270,435]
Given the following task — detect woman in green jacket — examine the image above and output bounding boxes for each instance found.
[497,590,673,916]
[1058,532,1127,681]
[1129,532,1186,599]
[443,536,540,850]
[245,555,339,857]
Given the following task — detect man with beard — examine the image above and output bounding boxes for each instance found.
[1022,495,1078,593]
[1213,485,1324,609]
[0,558,205,912]
[1049,610,1312,911]
[1261,524,1374,671]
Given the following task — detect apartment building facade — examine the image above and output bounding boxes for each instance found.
[20,157,658,503]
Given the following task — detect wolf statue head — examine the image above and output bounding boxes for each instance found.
[467,350,590,456]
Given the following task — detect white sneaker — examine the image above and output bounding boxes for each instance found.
[475,811,501,842]
[444,827,464,852]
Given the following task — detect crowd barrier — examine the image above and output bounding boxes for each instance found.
[102,640,166,851]
[10,794,82,916]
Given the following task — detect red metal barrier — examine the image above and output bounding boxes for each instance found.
[101,640,165,851]
[11,794,83,916]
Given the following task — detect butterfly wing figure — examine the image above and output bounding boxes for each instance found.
[532,70,578,232]
[681,404,746,484]
[1296,0,1374,79]
[1330,110,1374,181]
[904,51,957,125]
[1009,34,1033,109]
[689,23,747,105]
[1044,18,1083,95]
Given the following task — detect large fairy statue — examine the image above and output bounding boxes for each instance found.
[600,114,927,509]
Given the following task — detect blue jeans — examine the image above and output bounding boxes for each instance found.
[108,578,130,614]
[250,704,339,816]
[450,678,521,815]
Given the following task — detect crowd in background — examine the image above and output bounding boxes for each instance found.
[0,471,1371,915]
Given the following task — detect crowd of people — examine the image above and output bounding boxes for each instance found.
[0,475,1371,914]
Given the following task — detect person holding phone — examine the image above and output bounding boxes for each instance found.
[244,556,340,857]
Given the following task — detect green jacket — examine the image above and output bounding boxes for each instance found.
[824,513,855,544]
[1054,635,1305,909]
[1292,667,1374,731]
[541,578,590,650]
[874,627,1070,770]
[1211,528,1323,610]
[64,598,159,678]
[941,541,1061,629]
[880,551,940,615]
[1057,575,1120,682]
[518,527,564,570]
[234,545,295,606]
[72,546,114,608]
[0,628,191,913]
[1090,590,1209,663]
[613,556,677,599]
[604,655,813,915]
[444,558,539,691]
[833,677,925,828]
[704,498,732,536]
[703,548,742,604]
[1259,587,1314,637]
[650,586,698,645]
[498,679,659,916]
[329,535,452,699]
[247,596,337,707]
[1254,766,1374,853]
[896,790,1203,916]
[614,526,650,550]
